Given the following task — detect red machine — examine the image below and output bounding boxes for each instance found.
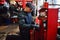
[47,8,58,40]
[35,8,58,40]
[35,8,48,40]
[35,1,58,40]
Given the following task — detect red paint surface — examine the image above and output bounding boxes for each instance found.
[35,19,45,40]
[43,2,48,8]
[0,0,5,4]
[47,8,58,40]
[22,0,26,8]
[35,17,47,40]
[44,30,47,40]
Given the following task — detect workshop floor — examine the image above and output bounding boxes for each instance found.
[0,24,19,40]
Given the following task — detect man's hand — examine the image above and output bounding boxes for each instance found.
[31,24,40,31]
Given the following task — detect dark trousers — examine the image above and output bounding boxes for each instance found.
[19,26,30,40]
[6,35,20,40]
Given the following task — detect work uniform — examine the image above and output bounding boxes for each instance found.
[18,10,33,40]
[18,2,39,40]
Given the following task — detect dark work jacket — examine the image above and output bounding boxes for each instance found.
[18,10,34,29]
[18,10,34,40]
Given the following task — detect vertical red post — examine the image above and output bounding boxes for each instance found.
[47,8,58,40]
[22,0,26,8]
[43,2,48,8]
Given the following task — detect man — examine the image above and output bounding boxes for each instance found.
[18,3,39,40]
[9,0,19,23]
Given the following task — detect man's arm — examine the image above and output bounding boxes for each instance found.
[18,12,39,29]
[18,13,32,28]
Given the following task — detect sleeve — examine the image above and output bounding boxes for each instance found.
[18,12,40,30]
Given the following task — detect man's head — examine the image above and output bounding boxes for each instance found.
[24,3,33,13]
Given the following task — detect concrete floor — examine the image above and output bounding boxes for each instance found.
[0,24,19,40]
